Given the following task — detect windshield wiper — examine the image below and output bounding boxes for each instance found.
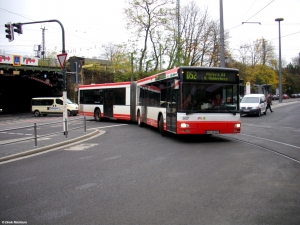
[226,109,236,115]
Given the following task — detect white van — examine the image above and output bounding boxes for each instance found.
[31,97,78,117]
[240,94,267,117]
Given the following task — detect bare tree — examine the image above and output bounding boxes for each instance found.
[102,43,131,73]
[124,0,174,72]
[173,1,222,67]
[238,38,276,67]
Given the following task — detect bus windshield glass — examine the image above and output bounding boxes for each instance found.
[181,82,239,112]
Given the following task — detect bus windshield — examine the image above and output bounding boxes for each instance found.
[181,82,239,112]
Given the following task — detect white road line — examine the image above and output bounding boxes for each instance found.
[65,143,98,151]
[96,124,128,128]
[240,134,300,149]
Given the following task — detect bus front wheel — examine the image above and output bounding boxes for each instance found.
[94,108,101,121]
[137,111,143,127]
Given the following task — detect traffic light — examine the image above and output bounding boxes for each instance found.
[4,23,14,42]
[13,23,23,34]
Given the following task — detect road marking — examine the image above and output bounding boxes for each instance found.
[64,143,98,151]
[104,155,122,160]
[75,183,97,190]
[97,124,128,128]
[0,136,50,145]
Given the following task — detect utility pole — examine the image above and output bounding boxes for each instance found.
[40,27,48,59]
[262,38,266,65]
[275,18,283,103]
[131,52,133,81]
[175,0,181,66]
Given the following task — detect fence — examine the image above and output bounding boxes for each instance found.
[0,116,87,147]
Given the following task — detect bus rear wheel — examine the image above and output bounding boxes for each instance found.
[159,115,166,136]
[94,108,101,121]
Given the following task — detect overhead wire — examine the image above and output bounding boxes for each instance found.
[244,0,275,22]
[239,0,257,22]
[0,7,104,55]
[225,0,275,32]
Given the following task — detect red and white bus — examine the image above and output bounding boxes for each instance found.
[78,81,136,121]
[78,66,242,136]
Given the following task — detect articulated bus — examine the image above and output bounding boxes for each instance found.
[78,66,241,136]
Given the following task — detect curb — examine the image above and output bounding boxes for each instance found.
[0,129,100,162]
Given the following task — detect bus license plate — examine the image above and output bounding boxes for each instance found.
[206,130,219,134]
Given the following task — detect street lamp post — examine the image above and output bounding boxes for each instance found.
[219,0,225,67]
[275,18,284,103]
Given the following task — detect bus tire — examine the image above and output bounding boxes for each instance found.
[94,108,101,121]
[34,110,40,117]
[159,115,166,136]
[137,111,143,127]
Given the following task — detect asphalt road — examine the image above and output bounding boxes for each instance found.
[0,99,300,225]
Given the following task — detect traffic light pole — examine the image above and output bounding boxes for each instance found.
[12,19,68,134]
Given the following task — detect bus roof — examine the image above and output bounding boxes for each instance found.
[78,81,132,89]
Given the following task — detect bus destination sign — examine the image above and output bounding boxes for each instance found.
[184,70,238,82]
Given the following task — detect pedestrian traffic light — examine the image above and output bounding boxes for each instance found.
[13,23,23,34]
[4,23,14,42]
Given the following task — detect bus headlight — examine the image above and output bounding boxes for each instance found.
[180,123,189,128]
[234,124,241,128]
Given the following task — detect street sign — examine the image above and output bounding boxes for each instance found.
[57,53,67,69]
[70,57,82,73]
[13,55,21,66]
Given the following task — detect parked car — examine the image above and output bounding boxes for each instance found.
[291,94,298,98]
[282,94,289,99]
[272,95,279,100]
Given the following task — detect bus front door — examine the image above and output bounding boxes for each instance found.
[166,87,178,133]
[103,89,114,118]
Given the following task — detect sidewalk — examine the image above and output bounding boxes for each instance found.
[267,98,300,108]
[0,128,100,162]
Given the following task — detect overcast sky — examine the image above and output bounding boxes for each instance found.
[0,0,299,64]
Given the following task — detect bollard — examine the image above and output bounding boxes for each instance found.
[65,119,68,138]
[84,115,87,133]
[34,123,37,147]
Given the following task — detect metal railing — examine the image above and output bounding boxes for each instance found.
[0,115,87,147]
